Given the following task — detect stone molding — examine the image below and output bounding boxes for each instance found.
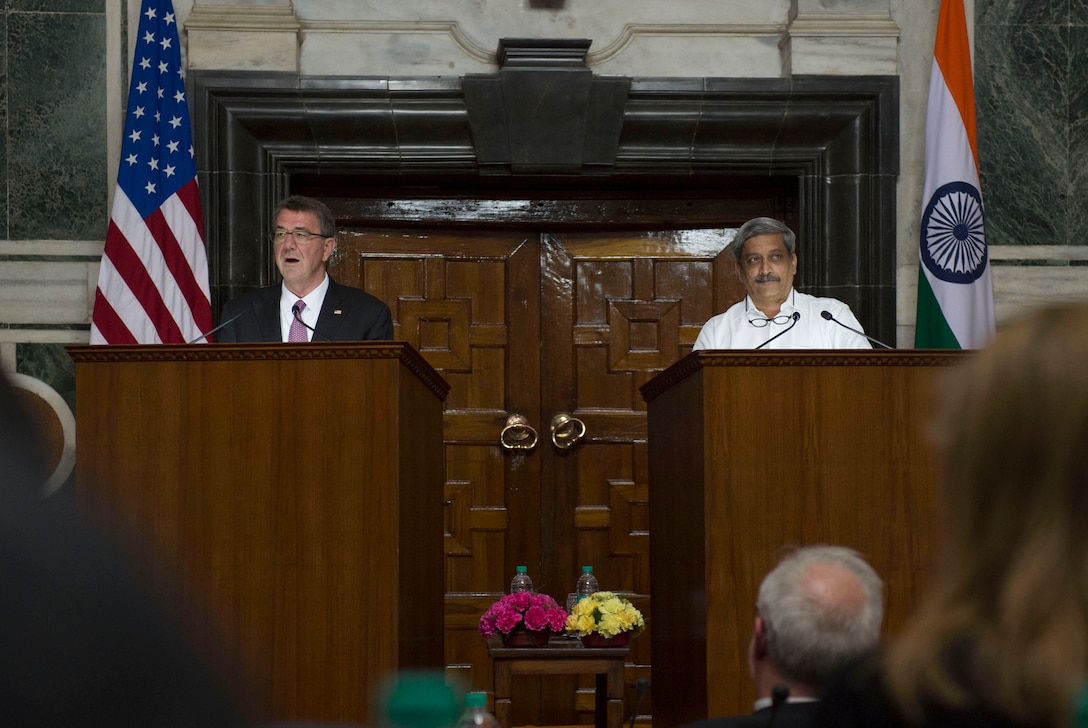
[787,11,900,40]
[184,4,300,32]
[184,6,900,71]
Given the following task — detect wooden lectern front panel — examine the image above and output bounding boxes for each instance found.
[645,351,965,726]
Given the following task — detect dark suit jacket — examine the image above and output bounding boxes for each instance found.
[815,654,1032,728]
[217,277,393,342]
[680,701,821,728]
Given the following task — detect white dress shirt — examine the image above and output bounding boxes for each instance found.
[693,289,872,350]
[279,274,330,342]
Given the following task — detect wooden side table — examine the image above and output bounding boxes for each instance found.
[487,636,628,728]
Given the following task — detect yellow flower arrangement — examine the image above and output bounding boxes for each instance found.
[565,591,645,639]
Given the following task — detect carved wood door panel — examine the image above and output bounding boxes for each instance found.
[537,230,743,720]
[329,226,742,724]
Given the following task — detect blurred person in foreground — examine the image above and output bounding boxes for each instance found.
[0,373,243,727]
[682,545,883,728]
[816,301,1088,728]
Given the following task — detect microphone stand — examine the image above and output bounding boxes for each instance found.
[819,310,894,349]
[291,304,331,342]
[629,678,650,728]
[766,684,790,728]
[187,307,249,344]
[755,312,801,349]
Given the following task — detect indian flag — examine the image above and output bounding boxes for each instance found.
[914,0,995,349]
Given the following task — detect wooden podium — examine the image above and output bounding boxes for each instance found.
[640,350,966,726]
[68,342,449,724]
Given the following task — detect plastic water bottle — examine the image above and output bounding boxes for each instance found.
[576,565,599,601]
[509,565,533,593]
[455,692,499,728]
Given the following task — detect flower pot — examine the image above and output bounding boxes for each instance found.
[580,632,631,648]
[501,630,551,647]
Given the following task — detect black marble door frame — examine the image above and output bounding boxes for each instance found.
[190,69,898,342]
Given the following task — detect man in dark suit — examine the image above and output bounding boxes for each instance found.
[217,195,392,342]
[681,545,883,728]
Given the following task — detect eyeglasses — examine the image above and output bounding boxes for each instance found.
[271,228,329,244]
[748,314,793,328]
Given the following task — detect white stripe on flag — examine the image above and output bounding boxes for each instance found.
[92,190,202,344]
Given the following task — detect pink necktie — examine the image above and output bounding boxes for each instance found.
[288,299,308,342]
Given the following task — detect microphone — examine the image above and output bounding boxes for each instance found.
[820,310,894,349]
[187,305,250,344]
[766,683,790,728]
[754,311,800,349]
[291,302,331,342]
[629,678,650,728]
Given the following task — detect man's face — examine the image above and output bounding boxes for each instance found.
[737,233,797,310]
[273,208,336,297]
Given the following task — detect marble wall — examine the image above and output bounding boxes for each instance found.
[2,0,1088,497]
[975,0,1088,322]
[0,1,111,494]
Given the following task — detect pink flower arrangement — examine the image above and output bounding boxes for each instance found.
[478,592,569,637]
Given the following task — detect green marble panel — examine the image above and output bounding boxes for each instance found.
[16,343,76,416]
[1076,1,1088,26]
[0,10,7,241]
[9,1,105,11]
[978,0,1070,25]
[977,7,1073,245]
[1071,25,1088,238]
[7,11,107,240]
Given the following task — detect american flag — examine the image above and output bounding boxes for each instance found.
[90,0,211,344]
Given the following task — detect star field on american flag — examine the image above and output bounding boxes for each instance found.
[119,4,195,219]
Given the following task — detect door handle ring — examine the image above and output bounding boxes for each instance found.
[500,414,538,451]
[550,413,587,451]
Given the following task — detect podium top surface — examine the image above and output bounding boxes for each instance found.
[67,341,450,400]
[640,349,971,402]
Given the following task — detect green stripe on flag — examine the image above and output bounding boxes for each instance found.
[914,268,962,349]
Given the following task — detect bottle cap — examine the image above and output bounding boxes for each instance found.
[516,565,528,573]
[582,565,593,573]
[465,692,488,709]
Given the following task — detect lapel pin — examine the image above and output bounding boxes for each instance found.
[334,309,343,315]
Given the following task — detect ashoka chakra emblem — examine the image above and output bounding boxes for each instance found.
[920,180,988,284]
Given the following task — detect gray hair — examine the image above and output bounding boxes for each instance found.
[272,195,337,238]
[730,217,797,265]
[756,545,883,689]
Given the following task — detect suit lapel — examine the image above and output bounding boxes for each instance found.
[255,287,282,341]
[314,279,346,341]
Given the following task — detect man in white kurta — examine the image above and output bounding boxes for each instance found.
[693,217,872,351]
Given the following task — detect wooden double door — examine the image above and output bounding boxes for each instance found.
[329,226,744,724]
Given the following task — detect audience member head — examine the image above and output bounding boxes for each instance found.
[886,301,1088,727]
[752,545,883,694]
[0,373,243,726]
[0,372,49,497]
